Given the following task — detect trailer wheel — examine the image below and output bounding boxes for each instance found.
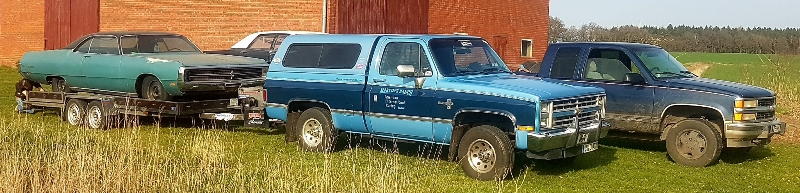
[86,101,113,130]
[295,107,337,152]
[142,76,172,101]
[457,125,514,181]
[63,99,87,126]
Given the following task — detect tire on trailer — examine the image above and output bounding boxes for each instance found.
[86,101,115,130]
[457,125,515,181]
[295,107,337,152]
[665,118,723,167]
[51,78,72,93]
[141,76,172,101]
[63,99,87,126]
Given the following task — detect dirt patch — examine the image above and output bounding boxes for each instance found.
[773,115,800,144]
[685,62,712,76]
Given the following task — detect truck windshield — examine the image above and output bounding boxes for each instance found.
[121,35,201,54]
[633,48,695,79]
[430,39,510,76]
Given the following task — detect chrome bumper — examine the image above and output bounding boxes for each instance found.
[523,121,610,160]
[725,119,786,147]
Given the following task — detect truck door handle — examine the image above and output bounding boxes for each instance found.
[373,79,386,83]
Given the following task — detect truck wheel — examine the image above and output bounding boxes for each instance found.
[666,119,723,167]
[52,78,72,93]
[63,99,87,126]
[86,101,113,130]
[142,76,172,101]
[295,107,337,152]
[457,125,514,181]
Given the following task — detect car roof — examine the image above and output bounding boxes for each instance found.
[550,42,662,49]
[288,34,481,41]
[90,31,183,36]
[252,31,327,35]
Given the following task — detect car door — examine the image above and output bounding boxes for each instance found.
[579,48,656,132]
[62,38,94,88]
[365,39,437,141]
[82,36,123,92]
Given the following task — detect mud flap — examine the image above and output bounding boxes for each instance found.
[243,107,270,128]
[284,112,300,143]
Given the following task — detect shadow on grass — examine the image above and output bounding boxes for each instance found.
[719,146,775,164]
[516,146,618,176]
[600,136,775,165]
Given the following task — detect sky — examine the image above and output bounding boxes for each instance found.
[550,0,800,29]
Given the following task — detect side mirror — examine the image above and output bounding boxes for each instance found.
[624,73,646,84]
[397,65,416,78]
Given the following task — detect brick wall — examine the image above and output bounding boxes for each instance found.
[100,0,325,51]
[0,0,45,67]
[428,0,549,70]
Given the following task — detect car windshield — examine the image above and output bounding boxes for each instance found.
[634,48,695,79]
[430,38,510,76]
[120,35,201,54]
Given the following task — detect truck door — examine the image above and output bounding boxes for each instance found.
[365,39,437,141]
[578,48,656,132]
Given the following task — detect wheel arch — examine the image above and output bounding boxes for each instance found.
[659,104,726,140]
[447,109,516,161]
[135,74,159,98]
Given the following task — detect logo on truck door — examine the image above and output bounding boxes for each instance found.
[438,99,454,109]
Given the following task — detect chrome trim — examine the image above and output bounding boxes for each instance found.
[367,112,453,124]
[265,103,287,108]
[660,103,725,121]
[453,109,516,126]
[564,79,734,97]
[726,119,784,130]
[528,122,601,138]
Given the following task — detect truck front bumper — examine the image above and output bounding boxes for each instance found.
[725,119,786,147]
[520,121,610,160]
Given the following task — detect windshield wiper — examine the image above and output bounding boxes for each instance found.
[655,71,693,78]
[481,68,509,74]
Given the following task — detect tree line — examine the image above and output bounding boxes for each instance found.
[549,16,800,54]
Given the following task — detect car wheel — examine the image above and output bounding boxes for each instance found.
[63,99,87,126]
[458,125,514,181]
[52,78,72,93]
[142,76,172,101]
[295,107,337,152]
[666,118,723,167]
[86,101,115,130]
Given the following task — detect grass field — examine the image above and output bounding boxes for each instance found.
[1,53,800,192]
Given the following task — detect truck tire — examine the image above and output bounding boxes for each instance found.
[295,107,337,152]
[63,99,87,126]
[142,76,172,101]
[52,78,72,93]
[86,101,113,130]
[666,118,723,167]
[457,125,514,181]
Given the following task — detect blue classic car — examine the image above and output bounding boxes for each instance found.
[19,32,269,100]
[533,42,786,167]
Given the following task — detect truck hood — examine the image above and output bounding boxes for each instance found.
[660,77,774,98]
[134,53,267,66]
[439,74,605,101]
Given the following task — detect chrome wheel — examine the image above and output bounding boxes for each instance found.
[467,139,496,173]
[87,105,102,129]
[301,118,323,147]
[67,103,83,125]
[675,129,707,160]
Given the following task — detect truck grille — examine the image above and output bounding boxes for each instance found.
[185,67,264,82]
[758,98,775,107]
[549,95,603,129]
[757,112,775,121]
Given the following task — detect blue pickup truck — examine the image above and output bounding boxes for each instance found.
[530,42,786,167]
[264,34,608,180]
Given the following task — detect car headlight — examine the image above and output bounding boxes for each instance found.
[735,99,757,108]
[734,113,757,121]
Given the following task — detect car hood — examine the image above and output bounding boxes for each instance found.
[660,77,774,98]
[439,74,605,101]
[134,53,267,66]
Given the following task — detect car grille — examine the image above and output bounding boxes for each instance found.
[758,98,775,107]
[549,95,603,129]
[184,67,264,82]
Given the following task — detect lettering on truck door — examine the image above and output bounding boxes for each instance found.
[366,39,437,141]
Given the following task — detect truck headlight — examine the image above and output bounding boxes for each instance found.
[734,113,757,121]
[539,101,553,129]
[735,99,757,108]
[540,113,549,127]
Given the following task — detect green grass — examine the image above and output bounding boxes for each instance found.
[1,65,799,192]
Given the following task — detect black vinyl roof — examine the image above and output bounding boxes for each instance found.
[63,31,183,49]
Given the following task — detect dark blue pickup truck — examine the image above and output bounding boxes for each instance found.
[530,42,786,167]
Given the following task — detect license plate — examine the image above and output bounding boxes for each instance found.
[229,98,239,106]
[582,142,599,153]
[577,133,589,144]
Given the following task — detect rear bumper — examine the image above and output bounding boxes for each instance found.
[725,119,785,147]
[519,120,610,160]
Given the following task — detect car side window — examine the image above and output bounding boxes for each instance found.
[583,49,636,82]
[249,35,276,49]
[88,37,120,55]
[550,47,581,79]
[379,42,432,76]
[282,43,361,69]
[75,38,93,53]
[273,35,287,50]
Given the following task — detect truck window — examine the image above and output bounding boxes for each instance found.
[88,37,120,55]
[249,34,276,49]
[583,49,634,81]
[379,42,432,76]
[550,47,581,79]
[283,43,361,69]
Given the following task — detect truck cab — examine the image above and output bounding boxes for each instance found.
[536,42,786,167]
[265,34,608,180]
